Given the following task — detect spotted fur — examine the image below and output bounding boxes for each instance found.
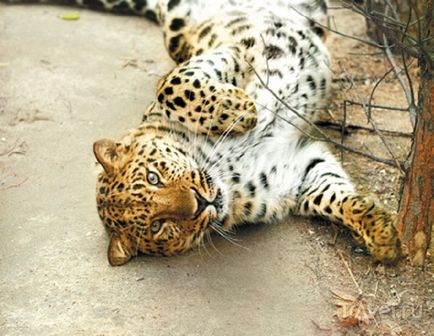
[68,0,403,266]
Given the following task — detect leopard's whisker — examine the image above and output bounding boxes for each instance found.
[197,232,212,258]
[205,230,226,257]
[210,223,250,251]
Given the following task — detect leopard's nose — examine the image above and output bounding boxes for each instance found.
[192,189,211,219]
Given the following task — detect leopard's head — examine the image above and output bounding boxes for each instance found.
[93,126,226,266]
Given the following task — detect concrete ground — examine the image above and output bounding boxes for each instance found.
[0,5,336,335]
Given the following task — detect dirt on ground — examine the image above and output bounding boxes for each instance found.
[0,2,432,336]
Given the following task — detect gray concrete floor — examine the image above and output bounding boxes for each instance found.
[0,5,335,335]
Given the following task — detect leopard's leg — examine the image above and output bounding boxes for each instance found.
[295,142,401,264]
[156,47,257,137]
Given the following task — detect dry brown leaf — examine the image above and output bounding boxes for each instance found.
[339,316,360,329]
[331,289,374,328]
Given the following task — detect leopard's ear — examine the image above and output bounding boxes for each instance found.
[93,139,126,176]
[107,235,132,266]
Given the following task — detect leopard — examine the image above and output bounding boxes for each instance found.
[7,0,401,265]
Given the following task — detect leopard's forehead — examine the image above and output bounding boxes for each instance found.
[96,172,153,228]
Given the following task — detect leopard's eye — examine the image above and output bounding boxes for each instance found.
[150,220,162,233]
[147,171,160,185]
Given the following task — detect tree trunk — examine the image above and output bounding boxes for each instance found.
[396,0,433,266]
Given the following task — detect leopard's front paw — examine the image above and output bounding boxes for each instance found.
[343,196,401,264]
[217,86,257,135]
[363,207,401,264]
